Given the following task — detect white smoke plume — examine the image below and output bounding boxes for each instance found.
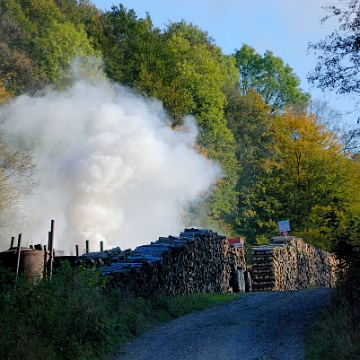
[0,80,221,253]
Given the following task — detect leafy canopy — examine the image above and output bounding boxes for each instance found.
[234,44,310,112]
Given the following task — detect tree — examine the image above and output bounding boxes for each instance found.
[0,0,97,87]
[147,21,239,231]
[0,126,37,229]
[0,12,42,99]
[34,19,96,84]
[100,5,161,87]
[224,87,276,241]
[270,108,360,250]
[225,87,360,248]
[308,0,360,96]
[307,99,360,155]
[99,12,240,231]
[234,44,310,112]
[53,0,97,25]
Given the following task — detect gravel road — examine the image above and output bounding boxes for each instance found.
[114,288,332,360]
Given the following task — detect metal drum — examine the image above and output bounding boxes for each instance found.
[0,248,44,277]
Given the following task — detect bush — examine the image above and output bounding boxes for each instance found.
[0,262,119,360]
[306,237,360,360]
[0,262,240,360]
[306,294,360,360]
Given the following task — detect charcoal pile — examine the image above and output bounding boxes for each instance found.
[252,236,337,291]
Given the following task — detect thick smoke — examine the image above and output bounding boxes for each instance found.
[0,80,221,252]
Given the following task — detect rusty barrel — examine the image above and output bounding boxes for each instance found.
[0,247,44,277]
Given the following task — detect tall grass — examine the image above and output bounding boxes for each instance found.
[0,262,239,360]
[306,245,360,360]
[306,296,360,360]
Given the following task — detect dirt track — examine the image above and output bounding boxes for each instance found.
[114,288,332,360]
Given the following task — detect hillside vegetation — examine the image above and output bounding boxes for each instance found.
[1,0,360,250]
[1,1,360,359]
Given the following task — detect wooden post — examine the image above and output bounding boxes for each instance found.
[100,241,103,252]
[10,236,14,249]
[86,240,89,254]
[43,245,47,278]
[48,220,54,279]
[15,234,22,284]
[47,232,51,278]
[75,245,79,257]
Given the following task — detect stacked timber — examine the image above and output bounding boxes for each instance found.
[54,247,126,268]
[252,236,337,291]
[98,228,244,297]
[287,237,337,288]
[251,245,278,291]
[228,243,246,271]
[228,243,251,292]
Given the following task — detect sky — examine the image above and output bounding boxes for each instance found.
[92,0,358,127]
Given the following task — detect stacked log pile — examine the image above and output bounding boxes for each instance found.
[252,236,337,291]
[251,245,278,291]
[69,228,246,297]
[54,231,336,295]
[54,247,126,268]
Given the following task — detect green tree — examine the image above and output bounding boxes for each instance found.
[234,44,310,112]
[1,0,97,86]
[224,88,276,241]
[99,10,240,232]
[147,21,239,231]
[100,5,161,87]
[53,0,97,24]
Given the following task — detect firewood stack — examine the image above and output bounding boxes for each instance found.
[100,228,245,297]
[252,236,337,291]
[251,245,277,291]
[228,243,246,272]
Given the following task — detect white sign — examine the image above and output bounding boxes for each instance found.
[278,220,290,234]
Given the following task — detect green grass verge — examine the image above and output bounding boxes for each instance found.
[0,262,241,360]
